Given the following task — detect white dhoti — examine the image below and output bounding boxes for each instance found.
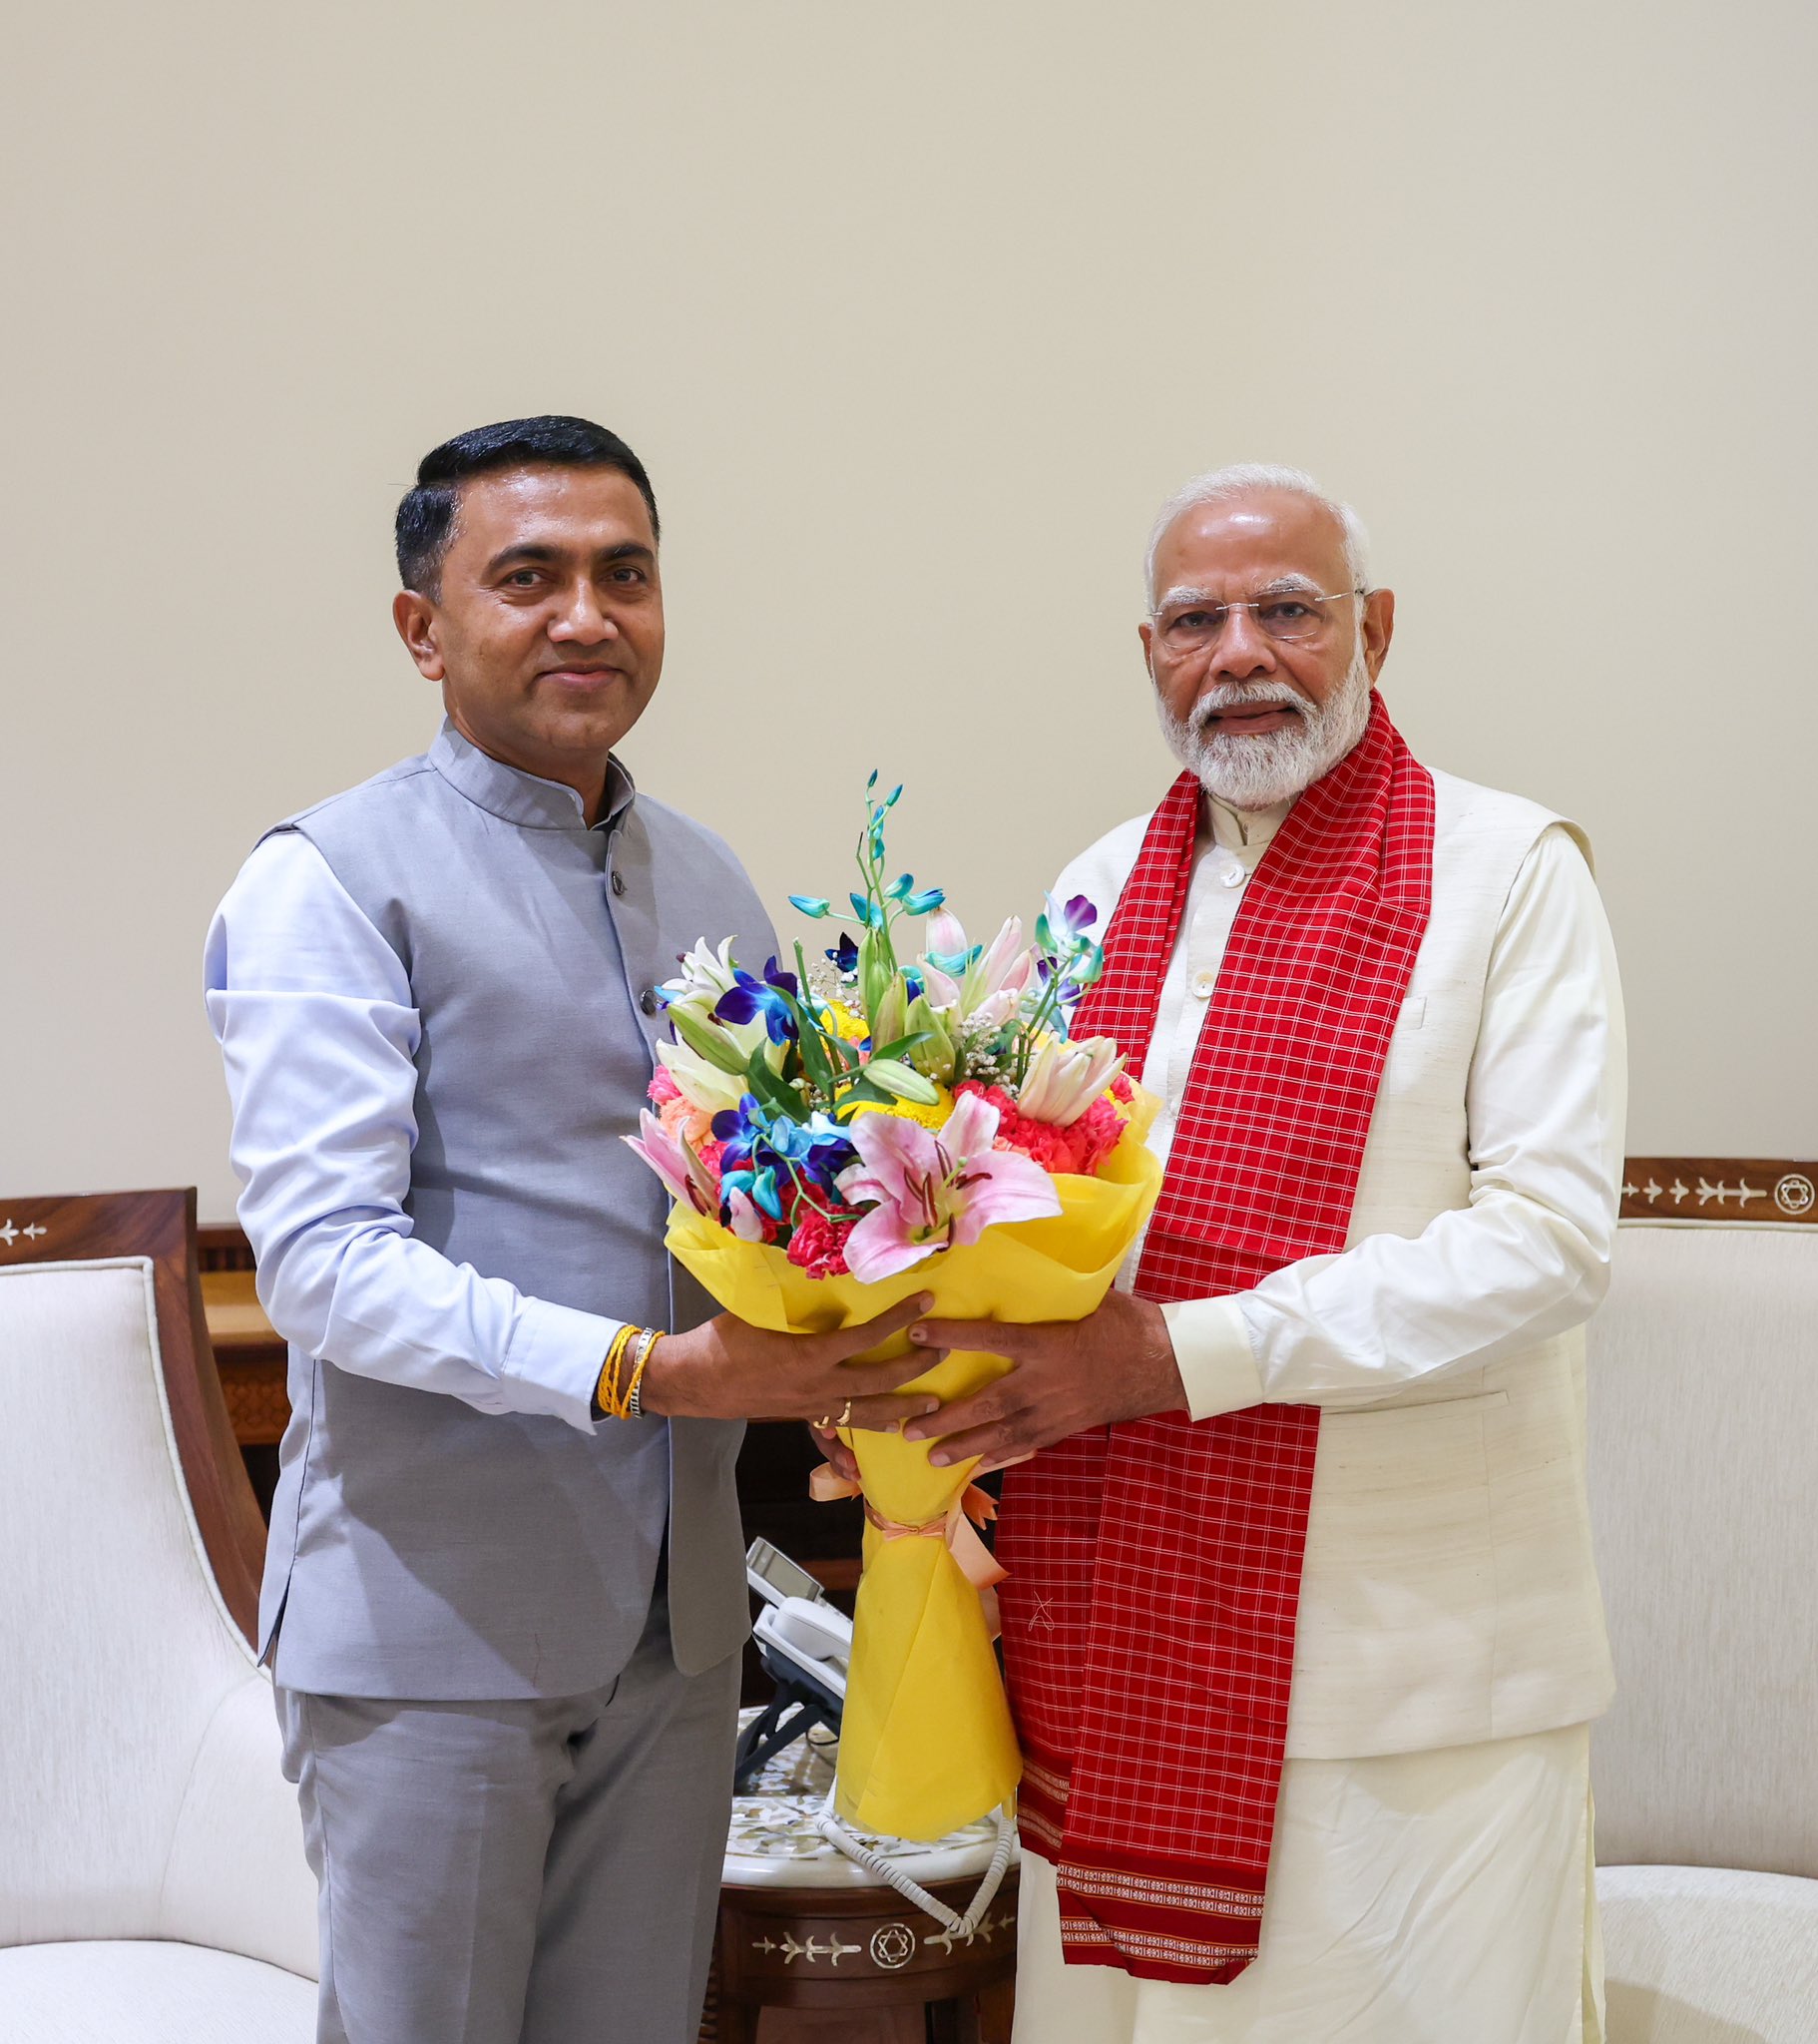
[1012,1725,1602,2044]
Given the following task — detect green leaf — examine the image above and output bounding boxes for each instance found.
[795,1018,835,1098]
[833,1078,894,1114]
[743,1047,805,1123]
[671,1005,751,1075]
[869,1030,935,1064]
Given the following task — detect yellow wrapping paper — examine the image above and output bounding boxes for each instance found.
[665,1086,1161,1841]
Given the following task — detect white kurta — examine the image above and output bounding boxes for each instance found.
[1091,794,1627,1424]
[1014,789,1615,2044]
[1016,1727,1601,2044]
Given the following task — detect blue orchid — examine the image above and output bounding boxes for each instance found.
[711,1097,857,1195]
[721,1165,784,1222]
[1034,892,1100,957]
[712,957,801,1044]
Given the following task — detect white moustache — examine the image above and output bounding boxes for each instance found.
[1188,682,1306,734]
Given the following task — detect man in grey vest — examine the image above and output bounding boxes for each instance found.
[206,415,934,2044]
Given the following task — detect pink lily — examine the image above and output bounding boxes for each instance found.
[919,916,1036,1028]
[923,908,969,960]
[624,1111,716,1216]
[836,1091,1061,1281]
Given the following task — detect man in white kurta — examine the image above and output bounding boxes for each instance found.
[906,465,1622,2042]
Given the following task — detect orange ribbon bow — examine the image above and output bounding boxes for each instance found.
[808,1462,1008,1634]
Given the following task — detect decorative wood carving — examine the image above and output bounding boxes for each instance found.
[0,1190,269,1646]
[1620,1158,1817,1225]
[709,1869,1017,2041]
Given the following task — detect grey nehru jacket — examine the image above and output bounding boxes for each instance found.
[257,723,774,1700]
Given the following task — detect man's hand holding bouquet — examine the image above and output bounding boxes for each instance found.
[627,779,1161,1840]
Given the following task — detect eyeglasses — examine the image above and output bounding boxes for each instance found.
[1150,587,1366,654]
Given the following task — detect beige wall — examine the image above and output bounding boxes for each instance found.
[3,1,1814,1219]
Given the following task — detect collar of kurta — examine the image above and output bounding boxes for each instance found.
[429,719,636,834]
[1205,789,1294,855]
[995,694,1436,1987]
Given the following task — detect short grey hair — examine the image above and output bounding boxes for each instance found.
[1144,463,1372,603]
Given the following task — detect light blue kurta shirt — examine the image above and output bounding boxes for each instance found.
[208,809,634,1434]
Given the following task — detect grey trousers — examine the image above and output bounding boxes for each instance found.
[274,1597,740,2044]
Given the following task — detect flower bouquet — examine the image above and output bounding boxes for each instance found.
[627,777,1161,1841]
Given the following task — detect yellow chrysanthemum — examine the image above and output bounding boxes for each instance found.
[845,1085,955,1133]
[823,1000,871,1046]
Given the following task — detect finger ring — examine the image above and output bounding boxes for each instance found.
[814,1415,833,1431]
[837,1398,853,1428]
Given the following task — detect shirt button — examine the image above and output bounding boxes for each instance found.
[639,988,659,1017]
[611,869,627,896]
[1220,865,1244,889]
[1191,970,1217,999]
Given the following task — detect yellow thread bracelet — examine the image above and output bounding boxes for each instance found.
[597,1323,640,1419]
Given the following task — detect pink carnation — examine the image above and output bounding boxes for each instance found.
[1065,1096,1129,1177]
[658,1092,716,1153]
[648,1066,682,1106]
[786,1204,856,1279]
[957,1083,1126,1179]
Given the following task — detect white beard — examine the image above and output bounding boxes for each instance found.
[1155,645,1375,809]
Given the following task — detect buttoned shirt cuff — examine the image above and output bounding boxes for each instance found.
[501,1299,627,1433]
[1161,1296,1267,1420]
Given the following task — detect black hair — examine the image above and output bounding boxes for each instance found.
[395,415,660,596]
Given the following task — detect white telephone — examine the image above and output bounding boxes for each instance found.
[735,1540,854,1788]
[739,1539,1016,1943]
[745,1537,853,1699]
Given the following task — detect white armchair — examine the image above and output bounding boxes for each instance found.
[0,1190,317,2040]
[1589,1162,1818,2044]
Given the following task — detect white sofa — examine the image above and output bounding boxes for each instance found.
[0,1192,317,2040]
[1589,1201,1818,2043]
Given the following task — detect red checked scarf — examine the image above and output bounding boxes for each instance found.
[996,694,1434,1986]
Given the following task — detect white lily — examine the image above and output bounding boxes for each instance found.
[1016,1036,1126,1127]
[659,936,767,1056]
[659,936,737,1016]
[656,1038,748,1116]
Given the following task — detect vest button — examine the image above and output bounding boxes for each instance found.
[640,988,659,1017]
[611,869,627,896]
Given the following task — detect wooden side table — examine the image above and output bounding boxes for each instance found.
[707,1720,1017,2043]
[713,1875,1015,2041]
